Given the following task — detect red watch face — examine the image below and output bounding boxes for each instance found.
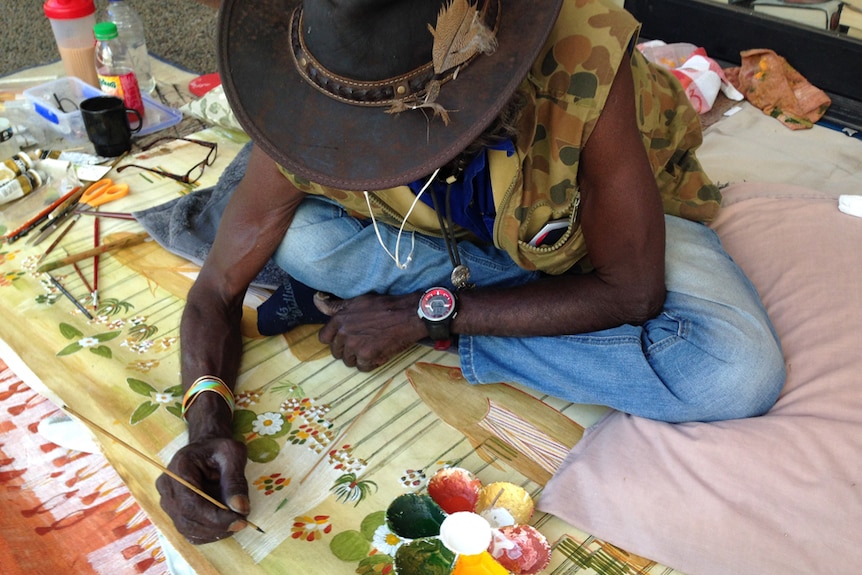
[419,288,456,321]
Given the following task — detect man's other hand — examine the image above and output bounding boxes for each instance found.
[316,292,426,371]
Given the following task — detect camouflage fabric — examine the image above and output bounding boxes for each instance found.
[280,0,721,275]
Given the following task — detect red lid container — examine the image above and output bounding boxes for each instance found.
[43,0,96,20]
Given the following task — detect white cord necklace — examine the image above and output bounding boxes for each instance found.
[363,168,440,270]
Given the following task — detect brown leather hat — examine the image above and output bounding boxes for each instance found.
[218,0,563,191]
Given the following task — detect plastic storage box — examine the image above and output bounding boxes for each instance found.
[24,77,101,144]
[23,76,183,145]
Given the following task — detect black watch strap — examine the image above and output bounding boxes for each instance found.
[424,317,452,342]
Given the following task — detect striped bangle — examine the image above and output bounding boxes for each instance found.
[181,376,235,421]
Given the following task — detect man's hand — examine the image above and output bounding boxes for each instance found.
[316,292,427,371]
[156,436,249,544]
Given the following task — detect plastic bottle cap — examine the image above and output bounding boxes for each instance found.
[93,21,119,40]
[43,0,96,20]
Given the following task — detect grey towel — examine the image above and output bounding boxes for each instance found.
[132,142,291,289]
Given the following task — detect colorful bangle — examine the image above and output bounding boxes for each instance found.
[181,376,235,421]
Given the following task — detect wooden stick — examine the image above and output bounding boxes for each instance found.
[36,231,150,273]
[300,378,394,484]
[62,403,265,534]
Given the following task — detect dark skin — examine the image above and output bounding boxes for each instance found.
[157,55,665,543]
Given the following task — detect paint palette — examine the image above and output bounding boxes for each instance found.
[385,467,551,575]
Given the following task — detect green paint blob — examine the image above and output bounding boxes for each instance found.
[394,538,456,575]
[386,494,446,539]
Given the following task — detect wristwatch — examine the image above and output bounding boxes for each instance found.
[417,287,458,350]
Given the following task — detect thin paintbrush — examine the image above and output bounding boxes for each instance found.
[62,403,266,534]
[73,261,94,295]
[76,210,137,220]
[92,212,99,308]
[46,273,94,320]
[3,186,83,244]
[36,214,81,265]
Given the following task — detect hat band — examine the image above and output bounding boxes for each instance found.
[289,0,500,109]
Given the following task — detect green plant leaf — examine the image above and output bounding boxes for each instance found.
[89,345,112,358]
[57,342,82,356]
[165,403,183,419]
[164,384,184,396]
[127,324,159,340]
[59,322,83,340]
[127,377,158,396]
[130,401,160,424]
[94,331,121,342]
[333,473,358,486]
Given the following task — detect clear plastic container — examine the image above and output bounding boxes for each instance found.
[23,76,102,144]
[103,0,155,93]
[43,0,100,87]
[23,77,183,144]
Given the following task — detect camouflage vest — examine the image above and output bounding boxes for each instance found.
[280,0,720,275]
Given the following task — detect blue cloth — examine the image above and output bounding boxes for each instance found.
[272,195,785,423]
[407,139,515,244]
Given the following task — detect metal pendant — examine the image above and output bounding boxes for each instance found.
[450,264,473,290]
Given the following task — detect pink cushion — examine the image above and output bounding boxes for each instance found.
[539,182,862,574]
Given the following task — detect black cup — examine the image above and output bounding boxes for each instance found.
[79,96,143,157]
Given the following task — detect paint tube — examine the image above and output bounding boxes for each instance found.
[0,168,44,205]
[0,151,34,182]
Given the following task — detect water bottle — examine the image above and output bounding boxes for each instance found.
[102,0,155,93]
[94,21,146,119]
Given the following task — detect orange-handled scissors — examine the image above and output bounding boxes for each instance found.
[76,178,130,211]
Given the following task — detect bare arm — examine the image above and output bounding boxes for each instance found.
[454,52,666,336]
[180,145,306,436]
[158,145,306,542]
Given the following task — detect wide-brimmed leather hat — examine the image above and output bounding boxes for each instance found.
[218,0,563,191]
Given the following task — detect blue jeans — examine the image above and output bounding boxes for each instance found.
[273,196,785,423]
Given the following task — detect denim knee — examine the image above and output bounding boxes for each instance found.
[691,339,786,422]
[726,347,785,419]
